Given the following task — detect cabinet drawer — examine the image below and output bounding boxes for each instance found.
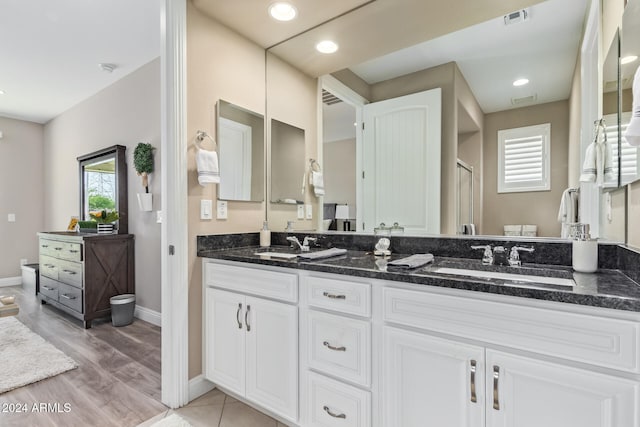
[39,255,59,281]
[308,310,371,387]
[40,276,60,300]
[57,282,83,313]
[39,239,57,257]
[58,259,83,288]
[383,287,640,373]
[306,275,371,317]
[307,372,371,427]
[59,242,82,262]
[204,261,298,303]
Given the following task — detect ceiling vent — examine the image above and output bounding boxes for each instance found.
[504,9,529,26]
[322,89,343,106]
[511,94,537,106]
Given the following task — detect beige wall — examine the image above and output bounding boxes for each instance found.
[0,117,44,279]
[43,58,162,312]
[266,52,319,232]
[324,138,357,209]
[629,182,640,247]
[187,2,267,378]
[568,51,582,188]
[483,100,569,237]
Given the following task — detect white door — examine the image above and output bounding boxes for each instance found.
[486,350,639,427]
[245,296,298,422]
[205,288,246,395]
[383,326,484,427]
[362,88,441,233]
[219,117,252,200]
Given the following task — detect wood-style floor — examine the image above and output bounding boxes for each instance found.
[0,285,166,427]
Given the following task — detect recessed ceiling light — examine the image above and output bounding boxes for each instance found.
[316,40,339,54]
[621,55,638,65]
[269,2,297,21]
[513,78,529,87]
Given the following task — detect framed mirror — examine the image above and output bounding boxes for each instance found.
[77,145,128,234]
[620,0,640,186]
[270,119,305,204]
[217,100,265,201]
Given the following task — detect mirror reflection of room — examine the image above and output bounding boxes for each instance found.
[270,119,306,205]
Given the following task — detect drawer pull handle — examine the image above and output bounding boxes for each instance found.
[245,305,251,332]
[45,264,55,268]
[470,359,477,403]
[493,365,500,410]
[323,406,346,419]
[60,293,76,300]
[54,247,63,251]
[42,245,49,248]
[323,341,346,352]
[69,250,79,253]
[42,285,55,291]
[236,303,243,329]
[322,292,346,300]
[62,270,77,275]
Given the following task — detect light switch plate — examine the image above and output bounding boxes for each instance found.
[297,204,305,219]
[156,210,162,224]
[217,200,228,219]
[305,204,313,220]
[201,199,213,220]
[7,213,15,222]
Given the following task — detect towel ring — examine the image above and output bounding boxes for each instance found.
[309,158,322,172]
[195,130,217,150]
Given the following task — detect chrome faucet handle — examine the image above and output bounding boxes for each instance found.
[302,236,317,251]
[286,236,303,250]
[471,245,493,265]
[508,246,534,267]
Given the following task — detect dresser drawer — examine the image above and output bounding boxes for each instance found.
[308,310,371,387]
[39,255,59,281]
[58,259,83,288]
[59,242,82,262]
[306,275,371,317]
[39,239,58,257]
[204,261,298,303]
[57,282,83,313]
[40,276,60,300]
[383,287,640,373]
[307,372,371,427]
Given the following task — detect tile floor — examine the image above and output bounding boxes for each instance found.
[137,388,289,427]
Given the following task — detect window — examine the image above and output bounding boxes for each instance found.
[498,123,551,193]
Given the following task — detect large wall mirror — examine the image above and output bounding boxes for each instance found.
[620,0,640,187]
[217,99,265,202]
[78,145,128,234]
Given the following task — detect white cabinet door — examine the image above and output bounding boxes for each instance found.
[486,350,639,427]
[245,296,298,422]
[205,288,246,395]
[383,326,484,427]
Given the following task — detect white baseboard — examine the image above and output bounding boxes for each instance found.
[0,276,21,287]
[134,304,161,327]
[189,375,215,402]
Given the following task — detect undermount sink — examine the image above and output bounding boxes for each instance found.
[433,267,576,288]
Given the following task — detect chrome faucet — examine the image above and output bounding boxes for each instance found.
[471,245,493,265]
[508,246,535,266]
[286,236,317,252]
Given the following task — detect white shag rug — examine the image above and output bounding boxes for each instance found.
[0,316,78,394]
[151,413,193,427]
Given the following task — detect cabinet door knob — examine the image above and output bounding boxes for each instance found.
[323,341,346,352]
[322,292,346,300]
[470,359,477,403]
[236,303,243,329]
[493,365,500,410]
[323,406,346,419]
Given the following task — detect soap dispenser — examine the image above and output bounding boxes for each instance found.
[260,221,271,247]
[572,223,597,273]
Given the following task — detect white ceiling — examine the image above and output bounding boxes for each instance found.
[0,0,161,124]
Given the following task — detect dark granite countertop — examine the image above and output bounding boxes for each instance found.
[198,245,640,312]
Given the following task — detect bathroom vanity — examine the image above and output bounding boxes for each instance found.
[199,233,640,427]
[38,232,135,328]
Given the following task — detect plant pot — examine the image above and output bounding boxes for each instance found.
[137,193,153,211]
[97,224,115,234]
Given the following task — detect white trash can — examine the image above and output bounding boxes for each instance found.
[110,294,136,327]
[21,264,39,295]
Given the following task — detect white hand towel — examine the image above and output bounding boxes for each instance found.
[311,171,325,197]
[603,139,614,183]
[196,148,220,186]
[579,142,597,182]
[624,66,640,146]
[557,188,577,238]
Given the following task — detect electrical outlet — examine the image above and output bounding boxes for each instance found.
[201,199,213,220]
[297,204,305,219]
[305,204,313,220]
[7,213,15,222]
[217,200,228,219]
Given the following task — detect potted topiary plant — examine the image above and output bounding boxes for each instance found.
[134,142,154,211]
